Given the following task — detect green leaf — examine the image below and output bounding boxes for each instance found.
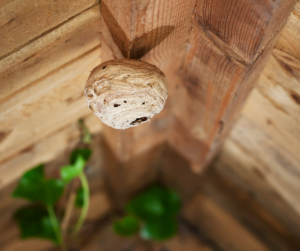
[75,187,84,208]
[126,185,166,219]
[12,165,64,206]
[23,164,45,180]
[43,179,65,206]
[14,205,58,244]
[113,215,139,237]
[140,216,177,241]
[123,184,181,241]
[126,184,181,220]
[61,155,85,183]
[70,148,92,165]
[165,190,181,215]
[12,165,45,202]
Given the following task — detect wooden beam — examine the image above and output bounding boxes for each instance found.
[0,0,98,59]
[213,0,300,232]
[0,5,101,101]
[99,0,195,166]
[0,47,101,165]
[0,114,102,189]
[99,0,295,175]
[183,193,271,251]
[101,137,162,206]
[98,1,198,201]
[167,0,296,172]
[182,169,300,250]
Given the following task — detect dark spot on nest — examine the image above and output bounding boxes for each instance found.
[124,101,127,103]
[218,120,224,134]
[142,102,145,105]
[114,104,121,107]
[291,91,300,105]
[130,117,148,125]
[89,103,99,113]
[102,65,107,69]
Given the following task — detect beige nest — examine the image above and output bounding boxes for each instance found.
[84,59,168,129]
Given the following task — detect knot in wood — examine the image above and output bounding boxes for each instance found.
[84,59,168,129]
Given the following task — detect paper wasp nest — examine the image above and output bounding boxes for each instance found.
[84,59,168,129]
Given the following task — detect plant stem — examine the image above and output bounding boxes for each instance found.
[47,205,65,249]
[73,172,89,235]
[78,119,91,144]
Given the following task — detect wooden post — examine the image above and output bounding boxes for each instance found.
[167,0,296,172]
[99,0,296,188]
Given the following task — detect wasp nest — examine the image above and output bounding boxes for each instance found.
[84,59,168,129]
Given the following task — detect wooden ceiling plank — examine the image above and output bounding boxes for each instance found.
[0,48,101,164]
[0,5,101,101]
[0,0,99,59]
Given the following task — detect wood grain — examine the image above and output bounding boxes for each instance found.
[183,193,270,251]
[167,0,295,172]
[0,114,102,189]
[101,137,162,206]
[194,0,296,65]
[214,0,300,227]
[0,5,101,101]
[0,133,109,250]
[182,167,300,251]
[99,0,195,164]
[0,47,101,165]
[0,0,98,59]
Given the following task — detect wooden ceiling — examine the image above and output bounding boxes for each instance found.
[0,0,300,249]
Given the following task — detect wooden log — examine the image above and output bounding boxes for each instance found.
[0,0,98,59]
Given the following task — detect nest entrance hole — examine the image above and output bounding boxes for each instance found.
[130,117,148,125]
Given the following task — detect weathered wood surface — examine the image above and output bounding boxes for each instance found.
[158,144,300,251]
[0,48,101,165]
[2,142,299,251]
[194,0,295,65]
[0,114,102,189]
[0,0,98,59]
[99,0,195,165]
[0,135,111,251]
[0,5,101,101]
[214,0,300,230]
[167,0,296,172]
[101,137,163,206]
[0,0,299,250]
[99,0,296,177]
[184,194,270,251]
[0,1,102,175]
